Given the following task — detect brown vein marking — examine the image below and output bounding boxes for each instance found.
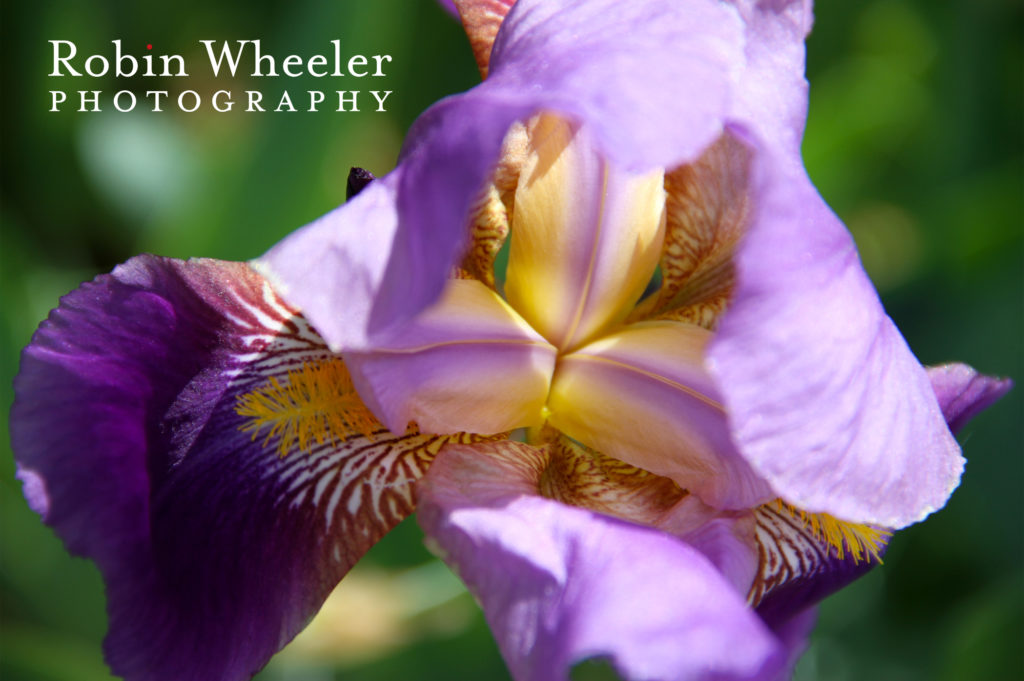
[644,133,753,329]
[461,122,527,288]
[747,503,830,607]
[454,0,518,79]
[205,260,509,574]
[537,431,686,525]
[461,183,510,289]
[654,259,735,330]
[268,426,503,575]
[189,261,340,396]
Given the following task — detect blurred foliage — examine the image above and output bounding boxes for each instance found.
[1,1,1021,680]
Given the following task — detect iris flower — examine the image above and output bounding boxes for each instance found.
[11,1,1010,680]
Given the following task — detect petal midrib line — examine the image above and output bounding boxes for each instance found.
[557,352,725,412]
[560,158,610,352]
[356,337,555,355]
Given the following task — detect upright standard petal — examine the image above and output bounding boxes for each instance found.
[504,116,666,351]
[708,159,966,529]
[417,441,786,681]
[11,256,491,681]
[263,0,747,349]
[723,0,814,157]
[485,0,745,171]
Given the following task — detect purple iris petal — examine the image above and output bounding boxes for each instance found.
[435,0,458,17]
[261,0,747,349]
[707,160,965,530]
[10,1,1012,678]
[483,0,743,170]
[344,279,556,435]
[11,256,433,680]
[673,514,759,596]
[927,363,1013,435]
[548,322,774,510]
[260,0,1004,537]
[259,0,979,533]
[418,441,788,681]
[385,0,748,339]
[748,503,882,630]
[722,0,814,157]
[660,498,883,637]
[767,607,818,681]
[258,171,403,351]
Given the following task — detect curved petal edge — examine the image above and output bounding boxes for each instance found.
[418,442,787,681]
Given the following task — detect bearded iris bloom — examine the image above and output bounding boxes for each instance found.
[10,1,1011,680]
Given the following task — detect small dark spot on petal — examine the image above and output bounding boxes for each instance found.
[346,167,377,201]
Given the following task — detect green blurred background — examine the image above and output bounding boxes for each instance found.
[1,1,1020,680]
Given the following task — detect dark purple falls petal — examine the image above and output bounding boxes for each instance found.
[748,504,883,631]
[11,256,480,681]
[927,363,1013,435]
